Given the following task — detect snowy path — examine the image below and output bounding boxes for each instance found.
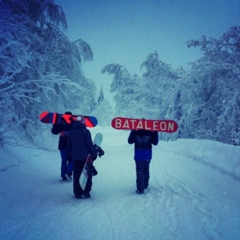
[0,127,239,240]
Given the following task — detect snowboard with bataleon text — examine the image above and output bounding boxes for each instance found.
[39,111,98,128]
[80,133,104,190]
[111,117,178,133]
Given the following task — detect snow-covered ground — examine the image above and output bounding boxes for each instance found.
[0,126,239,240]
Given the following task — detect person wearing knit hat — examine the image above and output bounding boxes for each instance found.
[67,115,97,199]
[51,111,74,181]
[76,115,85,124]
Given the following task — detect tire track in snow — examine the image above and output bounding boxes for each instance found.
[143,185,181,239]
[151,145,238,240]
[149,170,224,240]
[159,175,222,239]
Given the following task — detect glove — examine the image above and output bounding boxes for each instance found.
[94,144,105,158]
[87,163,98,176]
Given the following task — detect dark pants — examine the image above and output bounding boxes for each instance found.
[60,149,73,178]
[73,161,92,197]
[135,161,150,192]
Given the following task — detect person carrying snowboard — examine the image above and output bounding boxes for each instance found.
[51,111,74,181]
[128,129,158,194]
[67,116,97,199]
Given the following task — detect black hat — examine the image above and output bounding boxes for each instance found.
[65,111,72,115]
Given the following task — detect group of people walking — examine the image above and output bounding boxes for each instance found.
[51,111,159,199]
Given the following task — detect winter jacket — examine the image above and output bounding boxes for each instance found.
[128,130,158,161]
[67,121,97,162]
[51,124,73,150]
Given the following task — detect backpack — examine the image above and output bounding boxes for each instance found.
[135,134,152,149]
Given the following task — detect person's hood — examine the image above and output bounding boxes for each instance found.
[73,121,85,129]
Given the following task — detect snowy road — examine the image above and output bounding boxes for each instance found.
[0,127,239,240]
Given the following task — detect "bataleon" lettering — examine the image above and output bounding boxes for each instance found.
[111,117,178,133]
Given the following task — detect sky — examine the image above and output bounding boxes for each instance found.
[55,0,240,95]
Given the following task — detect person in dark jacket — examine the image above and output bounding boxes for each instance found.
[51,111,73,181]
[67,116,97,199]
[128,129,158,194]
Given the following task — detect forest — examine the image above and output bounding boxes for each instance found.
[0,0,239,145]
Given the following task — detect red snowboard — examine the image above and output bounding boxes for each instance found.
[111,117,178,133]
[40,111,98,128]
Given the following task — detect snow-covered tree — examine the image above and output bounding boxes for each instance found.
[0,0,96,145]
[101,55,181,128]
[141,52,181,121]
[101,64,144,117]
[184,26,240,144]
[92,86,113,126]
